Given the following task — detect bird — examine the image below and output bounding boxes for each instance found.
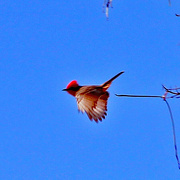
[63,71,124,122]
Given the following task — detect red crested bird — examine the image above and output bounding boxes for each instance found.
[63,71,124,122]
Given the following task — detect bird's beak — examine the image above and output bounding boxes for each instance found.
[62,88,68,91]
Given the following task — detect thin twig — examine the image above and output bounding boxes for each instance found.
[116,86,180,169]
[103,0,113,20]
[164,100,180,169]
[162,85,180,98]
[115,94,162,98]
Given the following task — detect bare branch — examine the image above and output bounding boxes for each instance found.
[103,0,113,20]
[115,94,162,98]
[162,85,180,98]
[116,85,180,169]
[164,100,180,169]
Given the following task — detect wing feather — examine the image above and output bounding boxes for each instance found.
[76,87,109,122]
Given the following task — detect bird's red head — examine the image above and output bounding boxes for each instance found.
[63,80,80,96]
[66,80,79,89]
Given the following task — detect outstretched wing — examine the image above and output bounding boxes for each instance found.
[76,88,109,122]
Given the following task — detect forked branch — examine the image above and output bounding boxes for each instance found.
[116,85,180,169]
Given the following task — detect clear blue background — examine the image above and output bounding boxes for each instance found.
[1,0,180,179]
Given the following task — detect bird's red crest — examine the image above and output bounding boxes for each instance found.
[66,80,79,89]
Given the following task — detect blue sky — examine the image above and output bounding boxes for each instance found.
[1,0,180,179]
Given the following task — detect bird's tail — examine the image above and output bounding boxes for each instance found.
[101,71,124,90]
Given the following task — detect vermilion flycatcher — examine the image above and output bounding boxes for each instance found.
[63,71,124,122]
